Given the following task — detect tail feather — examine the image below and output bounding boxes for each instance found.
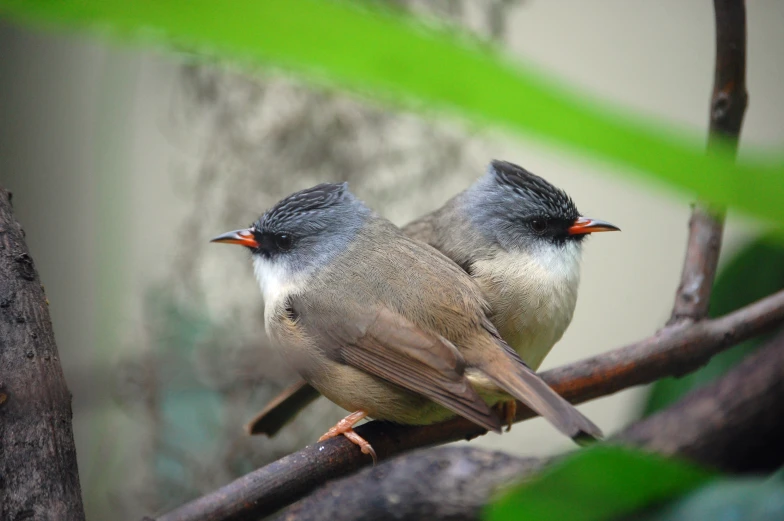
[482,348,602,441]
[246,380,321,436]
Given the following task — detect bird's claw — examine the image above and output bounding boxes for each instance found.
[318,410,377,464]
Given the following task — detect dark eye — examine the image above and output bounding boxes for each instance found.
[274,233,293,251]
[530,218,547,234]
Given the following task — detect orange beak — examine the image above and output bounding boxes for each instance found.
[210,228,259,248]
[568,217,620,235]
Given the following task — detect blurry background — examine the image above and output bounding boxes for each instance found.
[1,1,782,519]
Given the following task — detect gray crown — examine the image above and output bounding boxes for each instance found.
[254,182,351,233]
[489,160,579,219]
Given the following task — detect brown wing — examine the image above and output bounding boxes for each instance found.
[293,297,502,433]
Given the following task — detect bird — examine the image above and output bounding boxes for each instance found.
[211,182,602,461]
[245,160,619,437]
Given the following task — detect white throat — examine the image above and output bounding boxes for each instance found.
[525,240,583,282]
[252,256,307,324]
[470,240,583,369]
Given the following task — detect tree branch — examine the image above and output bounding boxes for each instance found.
[150,288,784,521]
[271,328,784,521]
[274,447,542,521]
[669,0,747,324]
[616,333,784,475]
[0,188,86,521]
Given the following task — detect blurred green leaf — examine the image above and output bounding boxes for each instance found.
[485,446,713,521]
[631,474,784,521]
[1,0,784,223]
[644,234,784,416]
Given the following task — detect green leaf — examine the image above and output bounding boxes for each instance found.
[485,446,714,521]
[643,233,784,415]
[632,476,784,521]
[1,0,784,223]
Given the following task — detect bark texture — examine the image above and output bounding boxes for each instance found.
[0,188,85,521]
[275,447,541,521]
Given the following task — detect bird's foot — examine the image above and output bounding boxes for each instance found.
[494,400,517,432]
[319,410,377,464]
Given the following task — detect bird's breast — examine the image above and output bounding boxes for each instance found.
[470,247,581,370]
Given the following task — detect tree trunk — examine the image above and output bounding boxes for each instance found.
[0,188,85,521]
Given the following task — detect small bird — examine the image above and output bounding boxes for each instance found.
[406,160,620,369]
[212,182,602,461]
[246,161,619,437]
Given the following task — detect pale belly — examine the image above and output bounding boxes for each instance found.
[307,360,459,425]
[495,310,572,370]
[471,249,580,370]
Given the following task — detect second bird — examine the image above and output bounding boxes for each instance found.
[248,160,619,436]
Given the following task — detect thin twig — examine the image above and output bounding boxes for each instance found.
[669,0,747,324]
[151,289,784,521]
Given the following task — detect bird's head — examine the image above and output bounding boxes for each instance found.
[462,160,619,255]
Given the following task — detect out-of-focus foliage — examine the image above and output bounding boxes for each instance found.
[486,441,784,521]
[631,470,784,521]
[1,0,784,223]
[644,233,784,415]
[485,446,714,521]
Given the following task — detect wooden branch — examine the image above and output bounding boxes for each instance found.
[616,329,784,474]
[272,447,542,521]
[0,189,86,521]
[669,0,747,324]
[669,205,724,324]
[151,288,784,521]
[271,329,784,521]
[707,0,748,145]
